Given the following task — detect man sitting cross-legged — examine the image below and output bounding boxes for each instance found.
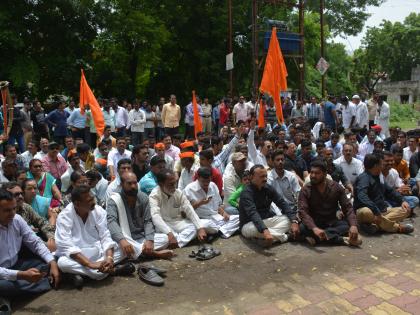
[354,154,413,234]
[55,185,135,288]
[150,169,208,248]
[184,167,240,238]
[107,172,173,261]
[0,189,60,312]
[298,159,361,246]
[239,165,299,247]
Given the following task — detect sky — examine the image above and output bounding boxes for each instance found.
[333,0,420,54]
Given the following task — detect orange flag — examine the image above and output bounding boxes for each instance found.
[192,90,202,138]
[258,99,265,128]
[79,69,105,136]
[259,27,288,124]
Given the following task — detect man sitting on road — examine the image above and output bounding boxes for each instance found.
[184,167,240,239]
[107,172,173,262]
[0,188,60,310]
[298,159,361,246]
[354,154,413,234]
[239,165,299,247]
[150,169,208,248]
[55,185,134,288]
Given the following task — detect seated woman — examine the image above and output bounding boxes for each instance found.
[26,159,62,206]
[22,178,56,224]
[62,170,89,207]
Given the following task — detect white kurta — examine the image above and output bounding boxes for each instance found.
[55,203,117,280]
[184,181,239,238]
[374,101,390,138]
[149,186,207,247]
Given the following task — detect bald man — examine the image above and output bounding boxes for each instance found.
[106,172,173,261]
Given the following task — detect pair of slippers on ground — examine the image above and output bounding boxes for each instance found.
[189,245,221,260]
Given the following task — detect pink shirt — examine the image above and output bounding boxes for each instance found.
[165,145,180,161]
[41,154,68,179]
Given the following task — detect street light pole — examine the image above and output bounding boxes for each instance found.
[228,0,233,98]
[320,0,326,98]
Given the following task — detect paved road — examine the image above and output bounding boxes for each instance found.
[15,210,420,315]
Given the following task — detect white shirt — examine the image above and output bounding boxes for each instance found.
[149,186,204,234]
[222,162,242,206]
[114,106,129,129]
[341,103,356,129]
[129,109,146,133]
[55,203,116,259]
[354,102,369,128]
[333,156,364,185]
[91,177,109,205]
[380,168,403,188]
[232,102,251,122]
[21,151,35,168]
[247,129,268,166]
[144,111,156,129]
[267,169,300,207]
[184,181,222,219]
[107,148,132,168]
[61,165,85,193]
[34,151,48,160]
[178,165,199,191]
[106,177,122,202]
[403,147,417,164]
[358,142,374,158]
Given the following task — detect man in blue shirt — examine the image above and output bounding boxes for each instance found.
[67,105,87,141]
[324,96,339,131]
[139,156,166,195]
[45,101,70,145]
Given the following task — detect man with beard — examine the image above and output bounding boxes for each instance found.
[298,160,361,246]
[239,165,299,247]
[107,172,173,264]
[150,169,208,248]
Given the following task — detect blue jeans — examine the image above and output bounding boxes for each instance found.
[388,196,419,209]
[7,135,25,153]
[0,258,51,298]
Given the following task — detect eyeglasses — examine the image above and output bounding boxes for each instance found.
[13,192,23,197]
[33,165,42,168]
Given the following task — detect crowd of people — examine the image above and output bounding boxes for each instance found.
[0,92,419,313]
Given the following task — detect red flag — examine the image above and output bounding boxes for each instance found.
[259,27,288,124]
[192,90,202,138]
[258,99,265,128]
[79,69,105,136]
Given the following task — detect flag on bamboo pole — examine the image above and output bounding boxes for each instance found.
[259,27,288,124]
[192,90,202,138]
[79,69,105,136]
[258,99,265,128]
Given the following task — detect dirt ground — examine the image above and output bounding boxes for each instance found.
[14,213,420,315]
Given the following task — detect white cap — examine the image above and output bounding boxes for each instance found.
[352,94,360,99]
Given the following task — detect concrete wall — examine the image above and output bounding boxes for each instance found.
[376,80,420,103]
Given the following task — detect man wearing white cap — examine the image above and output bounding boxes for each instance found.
[353,95,369,134]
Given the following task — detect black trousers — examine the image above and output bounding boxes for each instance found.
[299,220,349,245]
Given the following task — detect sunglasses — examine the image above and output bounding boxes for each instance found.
[13,192,23,197]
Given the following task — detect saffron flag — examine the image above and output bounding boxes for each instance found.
[258,99,265,129]
[192,90,203,138]
[259,27,288,124]
[79,69,105,136]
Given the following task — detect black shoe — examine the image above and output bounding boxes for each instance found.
[114,263,136,276]
[137,267,164,286]
[139,264,167,276]
[360,223,378,235]
[68,274,84,289]
[0,297,11,315]
[398,223,414,234]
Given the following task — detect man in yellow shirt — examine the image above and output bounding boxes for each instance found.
[161,94,181,136]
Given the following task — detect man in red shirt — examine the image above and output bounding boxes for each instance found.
[192,149,223,196]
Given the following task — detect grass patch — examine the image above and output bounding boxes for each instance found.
[389,102,420,130]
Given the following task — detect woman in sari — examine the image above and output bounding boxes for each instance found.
[22,178,58,226]
[27,159,62,204]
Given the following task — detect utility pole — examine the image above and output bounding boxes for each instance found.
[251,0,258,98]
[298,0,305,101]
[320,0,326,98]
[228,0,233,98]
